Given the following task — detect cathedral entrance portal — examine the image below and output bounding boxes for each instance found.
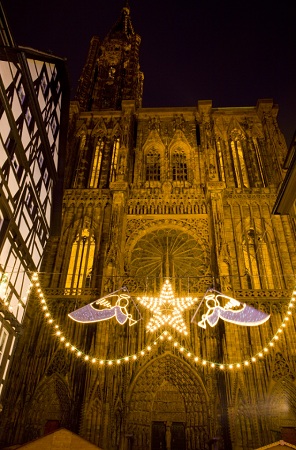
[151,421,186,450]
[125,354,210,450]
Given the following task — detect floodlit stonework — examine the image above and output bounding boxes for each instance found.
[0,4,295,450]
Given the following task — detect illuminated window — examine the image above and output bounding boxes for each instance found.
[41,73,48,94]
[65,229,95,290]
[51,116,57,135]
[38,152,44,167]
[216,140,225,182]
[243,229,274,289]
[11,154,19,172]
[0,326,9,365]
[17,84,26,104]
[230,140,249,188]
[146,150,160,181]
[89,137,104,188]
[110,137,120,182]
[43,168,49,185]
[25,107,32,126]
[172,149,187,181]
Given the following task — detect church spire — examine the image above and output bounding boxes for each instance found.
[107,1,134,39]
[75,2,143,111]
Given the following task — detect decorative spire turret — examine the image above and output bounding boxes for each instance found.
[75,3,143,111]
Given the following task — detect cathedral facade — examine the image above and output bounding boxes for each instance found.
[1,4,296,450]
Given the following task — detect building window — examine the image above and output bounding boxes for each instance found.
[25,107,32,126]
[110,137,120,182]
[216,140,225,182]
[0,326,9,365]
[172,149,187,181]
[41,73,48,94]
[146,150,160,181]
[89,137,104,188]
[65,229,95,290]
[230,140,249,188]
[17,84,26,105]
[242,229,274,289]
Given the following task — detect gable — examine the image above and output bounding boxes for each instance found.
[13,428,102,450]
[255,440,296,449]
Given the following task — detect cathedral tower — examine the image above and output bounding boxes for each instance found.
[0,3,296,450]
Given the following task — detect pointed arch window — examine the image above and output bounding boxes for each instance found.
[216,140,225,182]
[65,229,95,290]
[89,136,105,188]
[146,149,160,182]
[110,136,120,182]
[242,228,274,289]
[230,140,249,188]
[74,134,87,188]
[172,149,187,182]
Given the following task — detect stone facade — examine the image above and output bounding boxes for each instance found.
[0,4,295,450]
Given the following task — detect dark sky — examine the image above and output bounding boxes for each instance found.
[2,0,295,144]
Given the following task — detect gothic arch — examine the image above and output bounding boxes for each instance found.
[234,216,279,289]
[76,123,88,140]
[142,129,166,151]
[25,373,71,440]
[125,352,211,450]
[91,118,108,136]
[267,377,296,431]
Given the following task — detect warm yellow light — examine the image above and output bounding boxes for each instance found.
[133,355,137,360]
[220,365,224,369]
[71,346,76,351]
[84,355,89,361]
[202,360,206,365]
[124,356,129,361]
[244,361,249,366]
[211,363,215,368]
[92,358,97,363]
[229,364,233,369]
[258,353,263,357]
[77,351,82,357]
[116,359,121,364]
[251,357,256,362]
[194,357,199,362]
[147,346,151,351]
[236,363,241,368]
[108,360,113,365]
[100,360,104,365]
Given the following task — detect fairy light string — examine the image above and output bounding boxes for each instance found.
[30,272,296,370]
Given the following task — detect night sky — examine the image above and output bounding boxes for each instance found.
[2,0,295,144]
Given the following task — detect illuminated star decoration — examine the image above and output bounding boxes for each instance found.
[191,289,270,329]
[68,288,140,326]
[137,279,197,335]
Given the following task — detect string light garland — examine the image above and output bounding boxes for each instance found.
[30,273,296,370]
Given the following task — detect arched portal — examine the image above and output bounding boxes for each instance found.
[125,353,210,450]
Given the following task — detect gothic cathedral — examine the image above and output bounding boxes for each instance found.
[1,4,296,450]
